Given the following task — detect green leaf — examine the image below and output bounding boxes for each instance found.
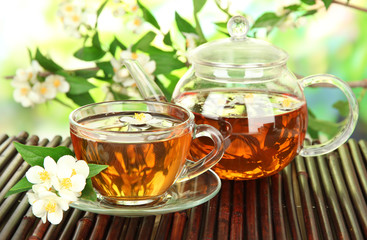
[214,21,227,28]
[75,69,99,78]
[109,37,126,56]
[307,115,340,138]
[252,12,282,29]
[65,76,96,95]
[5,177,33,198]
[302,10,317,17]
[97,0,109,18]
[35,49,63,72]
[301,0,316,5]
[67,92,95,106]
[284,4,301,11]
[74,46,106,61]
[13,142,74,167]
[333,100,349,117]
[163,31,172,46]
[322,0,333,9]
[142,46,186,75]
[137,0,160,29]
[81,178,97,201]
[111,90,130,100]
[175,12,196,34]
[193,0,207,13]
[92,32,102,49]
[87,164,109,178]
[96,61,114,77]
[131,31,156,52]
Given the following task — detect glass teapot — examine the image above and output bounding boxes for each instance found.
[124,16,359,180]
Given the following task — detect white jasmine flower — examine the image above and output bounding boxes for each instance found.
[45,75,70,93]
[29,189,69,225]
[12,82,38,107]
[52,155,88,202]
[120,50,156,77]
[26,156,58,189]
[32,82,57,103]
[183,33,199,51]
[113,6,126,17]
[12,60,42,85]
[111,57,130,83]
[126,16,144,34]
[120,113,173,128]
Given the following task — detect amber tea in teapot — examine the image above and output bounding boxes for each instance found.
[175,89,307,180]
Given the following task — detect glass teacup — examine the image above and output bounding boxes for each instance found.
[69,100,224,206]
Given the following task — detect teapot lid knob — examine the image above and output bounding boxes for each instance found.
[227,15,249,40]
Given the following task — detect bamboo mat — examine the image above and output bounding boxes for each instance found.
[0,131,367,239]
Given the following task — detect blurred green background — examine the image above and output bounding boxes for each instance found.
[0,0,366,140]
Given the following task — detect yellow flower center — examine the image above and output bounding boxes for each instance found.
[131,52,138,60]
[61,178,72,189]
[65,5,74,13]
[71,169,77,177]
[20,87,29,96]
[53,79,61,87]
[282,98,292,108]
[72,14,80,23]
[45,201,56,213]
[133,18,142,27]
[27,72,33,80]
[39,170,50,182]
[134,113,146,121]
[40,86,48,95]
[131,5,138,12]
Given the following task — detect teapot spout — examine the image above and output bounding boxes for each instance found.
[122,59,167,102]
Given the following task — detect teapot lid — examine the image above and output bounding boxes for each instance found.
[190,16,288,68]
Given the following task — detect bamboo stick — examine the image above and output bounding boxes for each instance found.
[125,217,141,240]
[137,216,155,240]
[217,180,231,240]
[231,181,244,240]
[106,216,125,240]
[358,140,367,166]
[0,134,8,146]
[169,211,187,240]
[245,180,257,239]
[201,194,219,240]
[72,211,96,239]
[186,204,204,239]
[89,214,111,240]
[119,217,130,239]
[282,164,302,239]
[28,221,50,240]
[0,131,29,172]
[328,152,363,239]
[154,213,173,240]
[0,193,23,223]
[294,155,319,239]
[0,192,31,239]
[42,207,73,240]
[348,139,367,198]
[259,178,273,240]
[271,173,287,239]
[10,207,36,240]
[316,154,350,239]
[338,143,367,236]
[59,209,84,240]
[303,153,334,240]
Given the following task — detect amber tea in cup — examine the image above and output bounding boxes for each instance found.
[69,101,224,205]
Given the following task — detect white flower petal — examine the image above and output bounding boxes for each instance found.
[144,61,156,75]
[26,166,45,184]
[44,156,57,175]
[74,160,89,178]
[32,200,47,218]
[59,190,78,202]
[48,208,63,225]
[70,175,86,192]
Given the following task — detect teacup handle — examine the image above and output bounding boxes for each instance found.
[176,124,224,182]
[298,74,359,156]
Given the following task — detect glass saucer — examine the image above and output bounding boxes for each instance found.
[70,169,221,217]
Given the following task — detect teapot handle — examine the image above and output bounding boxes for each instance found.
[176,124,224,182]
[298,74,359,156]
